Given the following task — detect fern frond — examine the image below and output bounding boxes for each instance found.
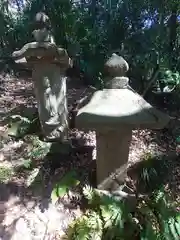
[83,185,96,202]
[66,210,103,240]
[174,215,180,237]
[66,213,90,240]
[138,201,159,239]
[168,217,180,240]
[88,211,103,240]
[140,221,160,240]
[149,189,180,240]
[100,201,127,240]
[67,185,179,240]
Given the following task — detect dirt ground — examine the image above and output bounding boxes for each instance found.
[0,74,179,239]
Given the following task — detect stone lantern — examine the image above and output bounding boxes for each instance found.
[76,54,170,192]
[12,12,72,142]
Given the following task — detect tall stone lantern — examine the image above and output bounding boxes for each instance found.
[76,54,170,192]
[12,13,72,142]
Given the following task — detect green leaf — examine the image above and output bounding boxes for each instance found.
[26,168,40,187]
[164,70,173,77]
[169,217,179,240]
[51,171,80,204]
[162,220,173,240]
[83,185,99,205]
[172,73,179,78]
[140,221,158,240]
[8,115,31,138]
[8,120,21,137]
[176,136,180,144]
[174,215,180,237]
[23,159,32,169]
[67,214,90,240]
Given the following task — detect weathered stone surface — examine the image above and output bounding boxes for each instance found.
[104,76,132,89]
[12,42,71,69]
[104,53,129,77]
[12,13,72,141]
[32,63,68,140]
[76,53,170,191]
[76,88,170,130]
[96,128,132,189]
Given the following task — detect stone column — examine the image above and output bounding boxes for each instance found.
[96,128,132,190]
[32,62,68,141]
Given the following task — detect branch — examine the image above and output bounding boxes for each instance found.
[142,69,160,97]
[73,86,97,110]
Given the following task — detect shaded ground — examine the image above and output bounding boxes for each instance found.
[0,74,180,239]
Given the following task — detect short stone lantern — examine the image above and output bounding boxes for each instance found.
[76,53,170,193]
[12,12,72,142]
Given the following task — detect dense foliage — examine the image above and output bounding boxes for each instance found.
[63,185,180,240]
[48,154,179,240]
[1,0,180,91]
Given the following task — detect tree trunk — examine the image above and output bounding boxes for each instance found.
[168,8,177,70]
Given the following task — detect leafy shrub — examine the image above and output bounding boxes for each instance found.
[64,186,180,240]
[157,69,180,92]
